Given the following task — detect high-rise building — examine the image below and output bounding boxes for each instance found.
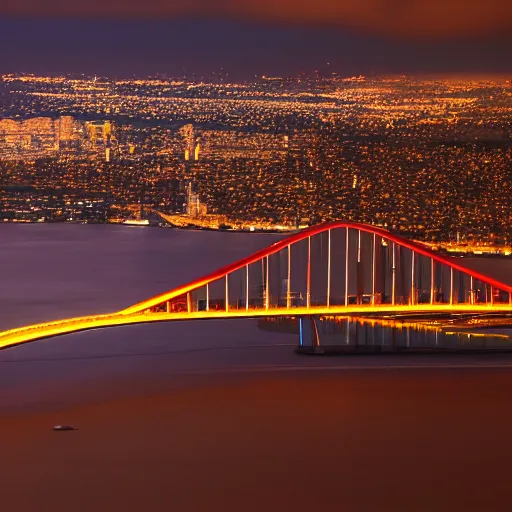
[58,116,76,142]
[0,117,59,158]
[186,183,207,218]
[179,124,195,161]
[86,120,111,145]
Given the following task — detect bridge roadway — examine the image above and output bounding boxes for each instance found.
[1,304,512,350]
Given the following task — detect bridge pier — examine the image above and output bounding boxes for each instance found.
[296,315,322,354]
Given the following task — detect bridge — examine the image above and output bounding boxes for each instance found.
[1,221,512,351]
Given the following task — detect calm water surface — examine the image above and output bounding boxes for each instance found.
[0,224,283,328]
[4,224,512,512]
[0,225,295,409]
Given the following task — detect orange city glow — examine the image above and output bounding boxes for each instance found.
[1,0,510,38]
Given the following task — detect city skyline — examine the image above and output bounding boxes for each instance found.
[1,73,511,244]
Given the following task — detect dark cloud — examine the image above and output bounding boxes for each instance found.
[0,18,510,79]
[2,0,512,38]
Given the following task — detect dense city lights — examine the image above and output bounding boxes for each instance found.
[1,73,511,241]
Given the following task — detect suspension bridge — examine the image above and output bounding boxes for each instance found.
[1,221,512,351]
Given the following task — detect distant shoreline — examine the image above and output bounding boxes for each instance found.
[2,220,512,256]
[0,219,291,235]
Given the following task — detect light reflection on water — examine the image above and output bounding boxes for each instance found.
[259,315,512,352]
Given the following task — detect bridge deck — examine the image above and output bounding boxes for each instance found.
[1,304,512,350]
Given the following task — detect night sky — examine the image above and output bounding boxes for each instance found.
[1,0,511,79]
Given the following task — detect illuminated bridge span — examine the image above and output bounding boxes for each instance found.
[1,221,512,350]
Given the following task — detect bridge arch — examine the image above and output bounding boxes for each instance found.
[122,221,512,316]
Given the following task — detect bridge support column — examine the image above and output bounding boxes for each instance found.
[391,243,396,306]
[287,245,291,309]
[345,228,349,307]
[430,259,435,305]
[265,255,270,310]
[297,315,322,353]
[225,275,229,312]
[450,268,454,306]
[327,229,331,308]
[411,251,415,306]
[246,264,249,312]
[307,236,311,308]
[356,230,363,304]
[371,233,376,305]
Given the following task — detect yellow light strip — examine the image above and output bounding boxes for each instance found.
[1,304,512,351]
